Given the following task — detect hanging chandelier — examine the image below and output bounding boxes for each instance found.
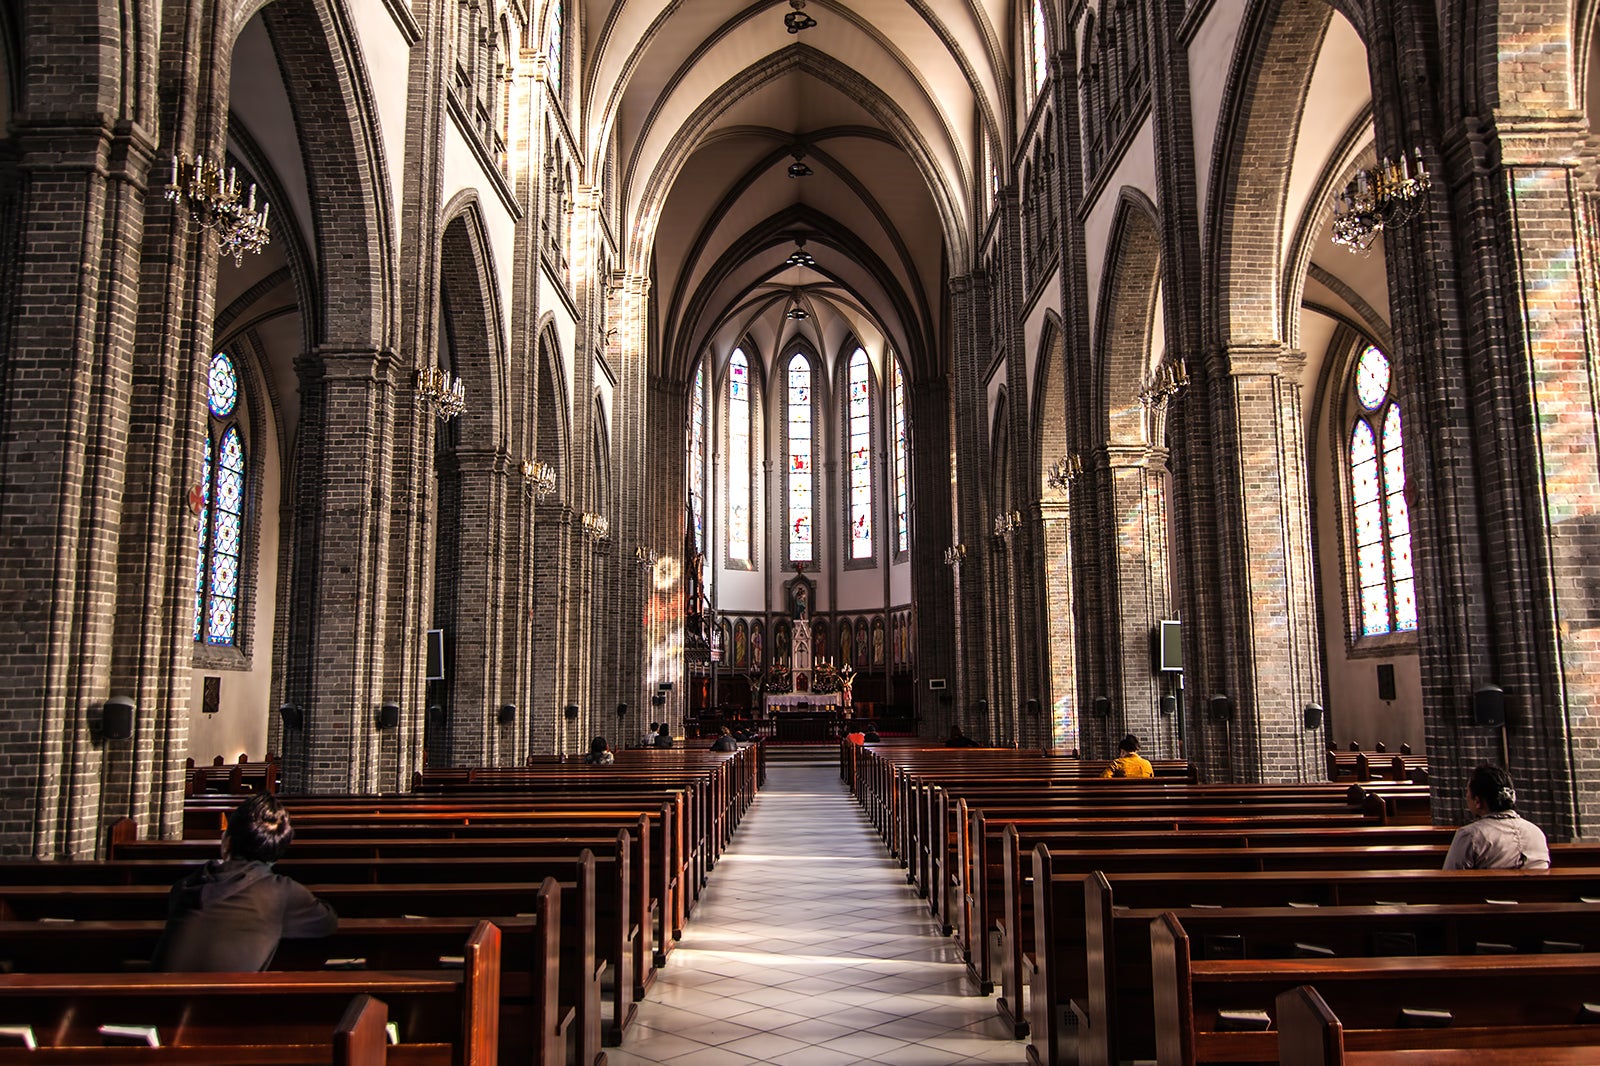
[417,366,466,421]
[166,153,272,266]
[1331,149,1430,253]
[521,458,556,500]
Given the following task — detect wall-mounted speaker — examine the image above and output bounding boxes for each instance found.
[1304,703,1324,729]
[650,694,666,706]
[102,696,136,741]
[1209,694,1234,722]
[1093,696,1112,717]
[1376,663,1397,702]
[279,702,304,730]
[1473,684,1506,728]
[976,699,989,719]
[426,704,445,727]
[377,703,400,730]
[1025,698,1040,717]
[1160,695,1177,717]
[497,703,516,725]
[616,702,629,719]
[563,703,580,721]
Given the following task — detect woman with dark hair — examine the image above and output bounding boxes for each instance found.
[1443,764,1550,869]
[1102,735,1154,779]
[585,736,615,765]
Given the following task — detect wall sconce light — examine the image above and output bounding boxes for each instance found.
[1046,453,1083,491]
[521,458,556,500]
[1331,147,1430,253]
[1138,359,1189,408]
[417,366,466,421]
[943,543,967,568]
[165,153,271,266]
[635,546,659,568]
[992,509,1023,538]
[581,512,611,543]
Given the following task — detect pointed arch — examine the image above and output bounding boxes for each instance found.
[438,195,509,450]
[1095,189,1163,448]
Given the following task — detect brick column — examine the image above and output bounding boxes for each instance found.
[907,377,957,734]
[1104,444,1180,757]
[1210,345,1322,782]
[441,448,513,766]
[1039,490,1079,750]
[946,276,995,736]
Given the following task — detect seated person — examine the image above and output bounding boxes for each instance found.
[585,735,615,765]
[153,795,336,971]
[1444,764,1550,869]
[1102,734,1154,778]
[710,727,739,752]
[641,722,660,748]
[862,723,882,743]
[945,724,979,748]
[654,724,675,749]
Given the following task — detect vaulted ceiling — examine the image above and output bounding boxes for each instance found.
[580,0,1019,381]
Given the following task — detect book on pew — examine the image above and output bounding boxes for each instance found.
[0,1026,36,1050]
[1543,939,1585,953]
[1292,941,1336,958]
[99,1024,161,1047]
[437,955,465,968]
[1484,898,1519,906]
[1398,1008,1453,1028]
[1286,901,1320,908]
[324,957,368,969]
[1474,941,1517,954]
[386,1023,400,1045]
[1215,1010,1272,1032]
[1582,1003,1600,1023]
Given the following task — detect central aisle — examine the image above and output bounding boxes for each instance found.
[608,761,1028,1065]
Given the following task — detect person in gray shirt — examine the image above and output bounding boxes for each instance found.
[1443,764,1550,870]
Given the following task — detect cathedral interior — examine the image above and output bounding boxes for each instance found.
[2,0,1599,856]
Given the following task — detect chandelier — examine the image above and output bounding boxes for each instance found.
[1139,359,1189,407]
[1331,149,1430,253]
[992,510,1023,538]
[521,458,556,500]
[1046,453,1082,491]
[166,153,271,266]
[635,545,659,568]
[417,366,466,421]
[943,543,967,568]
[786,242,815,268]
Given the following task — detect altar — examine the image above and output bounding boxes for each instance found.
[764,693,842,711]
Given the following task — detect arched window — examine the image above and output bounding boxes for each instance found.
[893,359,909,554]
[689,361,706,555]
[787,353,815,563]
[1348,344,1415,636]
[847,347,873,560]
[194,352,247,646]
[546,0,563,101]
[728,348,752,564]
[1030,0,1049,99]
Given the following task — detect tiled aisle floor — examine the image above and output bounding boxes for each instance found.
[607,763,1028,1065]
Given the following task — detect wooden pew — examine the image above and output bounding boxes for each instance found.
[1152,912,1600,1064]
[0,874,594,1066]
[1027,857,1600,1066]
[336,995,391,1066]
[1276,983,1600,1065]
[0,921,500,1065]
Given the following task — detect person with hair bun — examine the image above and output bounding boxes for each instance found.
[1102,735,1154,779]
[154,795,337,971]
[1443,764,1550,870]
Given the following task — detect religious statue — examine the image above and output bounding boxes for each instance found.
[792,581,809,620]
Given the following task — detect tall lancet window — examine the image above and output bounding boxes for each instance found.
[194,352,247,645]
[847,347,873,559]
[892,359,909,554]
[689,362,706,554]
[1349,344,1415,636]
[728,348,752,564]
[546,0,563,100]
[787,353,815,562]
[1030,0,1048,98]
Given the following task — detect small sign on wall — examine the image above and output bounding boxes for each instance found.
[202,675,221,715]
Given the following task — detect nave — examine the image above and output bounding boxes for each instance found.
[611,760,1024,1066]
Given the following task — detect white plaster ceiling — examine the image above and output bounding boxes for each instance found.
[581,0,1017,381]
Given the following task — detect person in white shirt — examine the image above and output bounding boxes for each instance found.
[1443,764,1550,870]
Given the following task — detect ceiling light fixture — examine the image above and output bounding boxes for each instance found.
[786,240,815,268]
[786,306,809,321]
[788,160,813,178]
[785,0,817,33]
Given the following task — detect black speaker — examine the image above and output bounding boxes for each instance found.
[563,703,580,721]
[1304,703,1324,729]
[1160,695,1177,717]
[616,702,629,718]
[1473,684,1506,728]
[279,701,304,730]
[102,696,136,741]
[377,703,400,729]
[651,694,666,706]
[426,704,445,727]
[1025,698,1040,717]
[976,699,989,719]
[1376,664,1396,702]
[1209,694,1234,722]
[497,703,516,725]
[1093,696,1112,717]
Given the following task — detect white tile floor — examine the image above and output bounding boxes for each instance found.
[606,763,1029,1065]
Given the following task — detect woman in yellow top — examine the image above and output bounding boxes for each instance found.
[1103,734,1154,778]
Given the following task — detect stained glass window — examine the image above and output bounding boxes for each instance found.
[690,362,705,555]
[893,359,909,554]
[788,353,813,563]
[728,348,751,563]
[195,352,247,646]
[1348,345,1415,636]
[848,348,873,560]
[547,0,563,99]
[1031,0,1048,98]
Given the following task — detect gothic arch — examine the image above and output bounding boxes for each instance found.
[535,320,573,501]
[1095,189,1163,448]
[438,197,509,450]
